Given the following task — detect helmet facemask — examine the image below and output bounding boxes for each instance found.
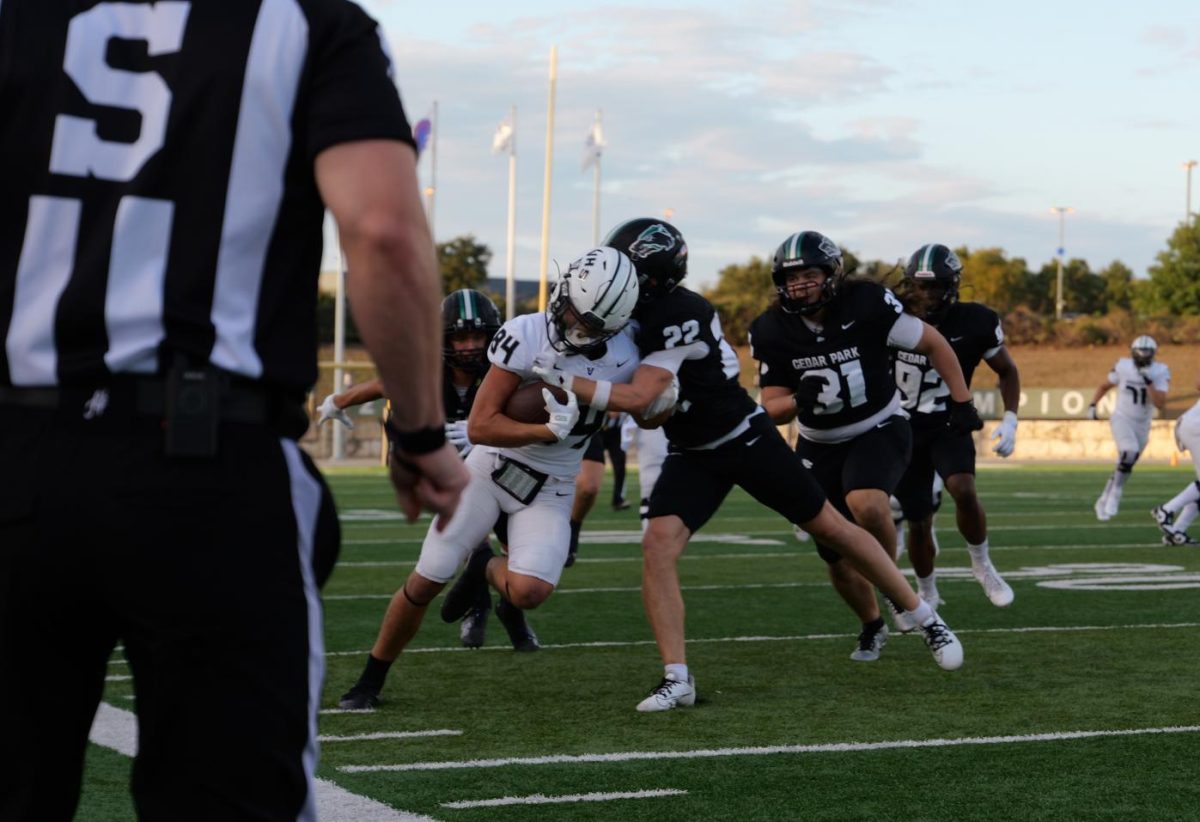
[545,247,639,355]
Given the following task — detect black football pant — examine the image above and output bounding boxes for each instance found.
[0,406,339,821]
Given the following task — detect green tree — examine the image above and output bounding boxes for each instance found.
[703,256,774,345]
[437,234,492,293]
[1140,218,1200,314]
[1098,260,1134,313]
[956,247,1032,313]
[1033,258,1104,316]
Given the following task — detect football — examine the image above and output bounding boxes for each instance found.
[503,381,568,424]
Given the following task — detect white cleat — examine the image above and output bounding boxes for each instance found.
[850,624,888,662]
[792,523,810,543]
[1094,498,1112,522]
[919,589,945,609]
[636,673,696,712]
[885,596,917,634]
[919,613,963,671]
[973,562,1014,607]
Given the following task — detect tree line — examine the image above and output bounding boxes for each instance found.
[320,220,1200,347]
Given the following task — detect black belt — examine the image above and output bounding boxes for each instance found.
[0,380,291,426]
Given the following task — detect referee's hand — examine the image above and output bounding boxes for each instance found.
[389,443,470,529]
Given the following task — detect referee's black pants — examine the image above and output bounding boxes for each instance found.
[0,407,339,821]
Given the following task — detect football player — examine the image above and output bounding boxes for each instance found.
[750,232,984,663]
[621,414,671,530]
[537,219,966,712]
[565,411,631,568]
[324,291,539,705]
[1088,335,1170,521]
[1152,370,1200,545]
[890,244,1018,611]
[336,250,640,710]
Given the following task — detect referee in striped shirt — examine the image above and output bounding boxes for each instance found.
[0,2,468,819]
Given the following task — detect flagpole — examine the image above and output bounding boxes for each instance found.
[425,100,438,240]
[591,110,602,245]
[332,230,346,461]
[505,104,518,320]
[538,47,557,313]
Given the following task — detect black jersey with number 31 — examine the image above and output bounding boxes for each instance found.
[635,287,757,448]
[750,280,905,431]
[894,301,1002,428]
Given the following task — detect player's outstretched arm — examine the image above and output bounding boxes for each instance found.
[542,362,674,418]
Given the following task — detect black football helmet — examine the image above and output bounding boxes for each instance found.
[442,289,501,372]
[602,218,688,303]
[770,231,844,315]
[899,243,962,323]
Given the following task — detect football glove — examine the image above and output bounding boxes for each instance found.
[793,373,828,411]
[532,354,575,393]
[1086,404,1098,420]
[317,393,354,429]
[445,420,472,457]
[947,398,984,434]
[991,411,1018,458]
[644,376,680,419]
[543,388,580,442]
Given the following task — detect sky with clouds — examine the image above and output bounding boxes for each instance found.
[338,0,1200,292]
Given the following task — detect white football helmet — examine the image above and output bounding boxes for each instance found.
[1131,335,1157,368]
[547,247,639,354]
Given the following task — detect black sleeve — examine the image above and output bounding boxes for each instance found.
[305,0,414,159]
[636,292,711,357]
[850,281,905,344]
[749,313,797,390]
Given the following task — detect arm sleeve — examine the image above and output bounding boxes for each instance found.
[886,312,925,350]
[982,314,1005,359]
[306,1,414,159]
[641,342,707,374]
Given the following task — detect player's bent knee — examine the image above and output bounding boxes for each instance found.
[643,518,689,563]
[504,575,554,609]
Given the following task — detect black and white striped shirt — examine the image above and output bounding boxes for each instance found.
[0,0,413,394]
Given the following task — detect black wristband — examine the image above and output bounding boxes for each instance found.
[384,419,446,455]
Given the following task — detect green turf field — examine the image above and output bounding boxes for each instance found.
[83,465,1200,820]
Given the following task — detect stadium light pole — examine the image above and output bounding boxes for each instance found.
[1050,206,1073,321]
[1184,160,1197,222]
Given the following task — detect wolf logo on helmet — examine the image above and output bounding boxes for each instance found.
[602,218,688,302]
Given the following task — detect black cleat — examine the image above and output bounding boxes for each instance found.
[337,682,381,711]
[460,602,490,648]
[441,546,494,623]
[496,598,540,652]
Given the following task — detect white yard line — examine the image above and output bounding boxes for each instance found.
[320,621,1200,657]
[88,703,440,821]
[441,788,687,809]
[342,725,1200,774]
[318,730,462,743]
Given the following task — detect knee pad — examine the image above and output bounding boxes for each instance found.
[1118,450,1140,473]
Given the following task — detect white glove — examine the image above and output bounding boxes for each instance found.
[644,375,680,419]
[532,360,575,393]
[991,411,1018,458]
[317,393,354,429]
[543,388,580,442]
[445,420,472,456]
[1086,404,1098,420]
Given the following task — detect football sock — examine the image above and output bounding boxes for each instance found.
[1165,482,1200,514]
[1112,470,1131,492]
[967,540,991,566]
[906,598,935,624]
[862,616,885,634]
[360,654,392,691]
[1175,502,1199,532]
[916,573,939,601]
[665,663,690,683]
